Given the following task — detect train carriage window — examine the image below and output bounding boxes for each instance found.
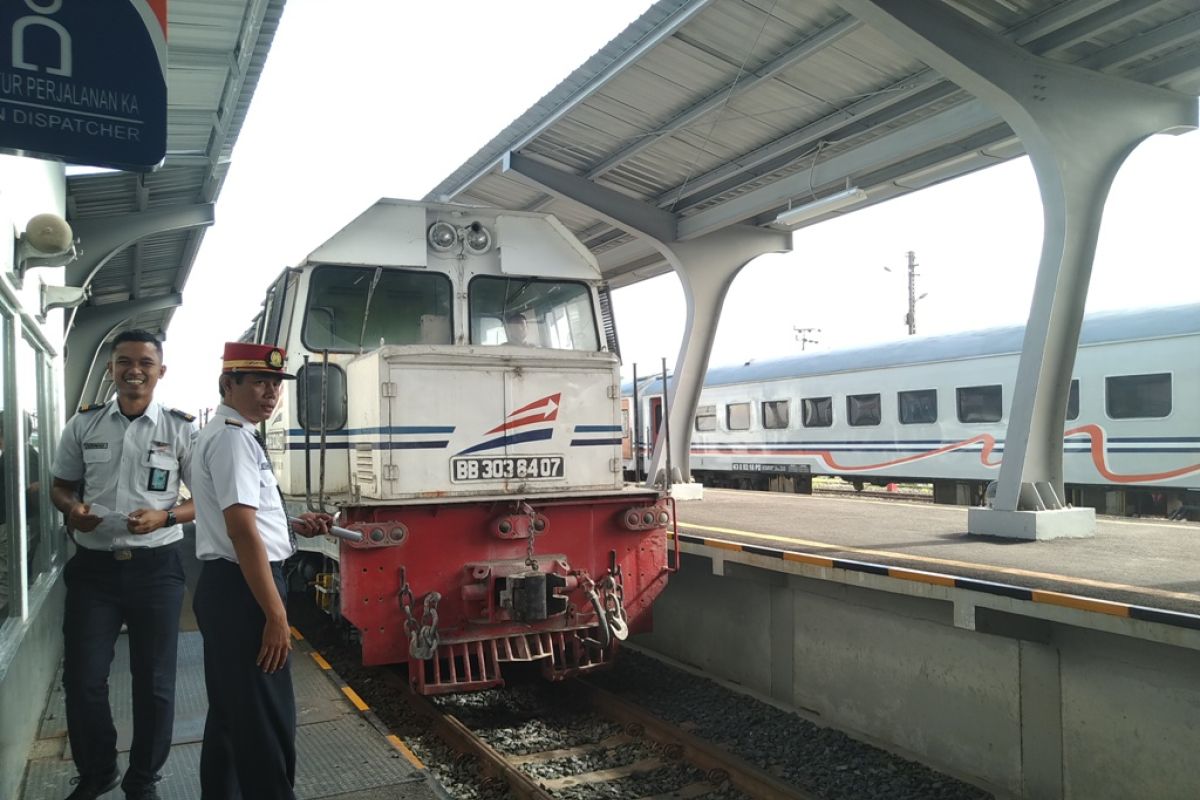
[303,266,452,352]
[469,276,600,351]
[1067,379,1079,421]
[898,389,937,425]
[847,393,881,427]
[1106,373,1171,419]
[297,363,348,431]
[762,400,789,429]
[957,385,1003,423]
[695,405,716,432]
[726,402,751,431]
[801,397,833,428]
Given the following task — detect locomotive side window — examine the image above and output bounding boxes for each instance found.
[303,266,452,351]
[726,402,751,431]
[695,405,717,432]
[469,276,600,351]
[297,363,348,431]
[957,385,1003,422]
[898,389,937,425]
[847,393,881,427]
[1106,373,1171,418]
[762,400,789,429]
[801,396,833,427]
[1067,379,1080,421]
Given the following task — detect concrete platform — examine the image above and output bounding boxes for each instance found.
[19,531,446,800]
[676,488,1200,615]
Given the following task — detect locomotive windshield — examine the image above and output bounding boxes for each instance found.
[469,276,600,351]
[302,266,452,351]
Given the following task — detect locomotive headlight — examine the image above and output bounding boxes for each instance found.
[428,221,458,252]
[464,222,492,254]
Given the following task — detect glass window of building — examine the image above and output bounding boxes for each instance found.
[957,385,1003,423]
[17,333,47,586]
[303,266,452,351]
[847,393,881,427]
[726,402,751,431]
[469,276,599,351]
[801,397,833,428]
[898,389,937,425]
[1106,373,1171,419]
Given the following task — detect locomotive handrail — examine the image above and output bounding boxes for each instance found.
[302,353,314,511]
[317,347,330,513]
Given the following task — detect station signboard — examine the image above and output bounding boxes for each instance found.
[0,0,167,171]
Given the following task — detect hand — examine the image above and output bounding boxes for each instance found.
[258,613,292,673]
[127,508,168,535]
[290,511,333,538]
[68,503,104,532]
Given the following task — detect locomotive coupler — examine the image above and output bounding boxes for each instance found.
[500,571,568,622]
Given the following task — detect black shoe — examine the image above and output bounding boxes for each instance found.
[123,786,160,800]
[65,767,121,799]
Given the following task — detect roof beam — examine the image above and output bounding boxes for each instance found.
[1007,0,1120,45]
[1082,11,1200,70]
[677,98,1000,239]
[583,15,862,180]
[67,203,215,288]
[1128,43,1200,86]
[651,70,948,210]
[503,152,678,245]
[1029,0,1164,56]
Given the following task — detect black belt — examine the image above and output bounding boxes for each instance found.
[77,542,180,561]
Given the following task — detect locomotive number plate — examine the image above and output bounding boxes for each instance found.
[450,455,565,482]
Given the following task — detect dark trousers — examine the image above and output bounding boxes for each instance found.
[193,558,296,800]
[62,544,186,791]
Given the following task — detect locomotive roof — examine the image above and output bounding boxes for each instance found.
[625,303,1200,394]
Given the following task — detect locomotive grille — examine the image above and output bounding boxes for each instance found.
[355,444,375,487]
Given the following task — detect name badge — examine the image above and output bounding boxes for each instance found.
[147,467,171,492]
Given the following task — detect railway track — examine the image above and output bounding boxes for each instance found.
[383,669,816,799]
[812,487,933,503]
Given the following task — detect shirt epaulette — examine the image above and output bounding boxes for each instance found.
[169,408,196,422]
[224,418,243,428]
[78,403,105,413]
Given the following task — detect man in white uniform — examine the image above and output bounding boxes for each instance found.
[50,329,196,800]
[190,342,330,800]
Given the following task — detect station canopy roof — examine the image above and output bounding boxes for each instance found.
[426,0,1200,287]
[63,0,284,337]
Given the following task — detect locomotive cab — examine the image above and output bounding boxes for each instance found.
[244,200,672,693]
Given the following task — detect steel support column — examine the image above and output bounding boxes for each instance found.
[65,294,182,411]
[839,0,1197,540]
[503,154,790,494]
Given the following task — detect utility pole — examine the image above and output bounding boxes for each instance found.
[885,251,926,335]
[793,326,820,350]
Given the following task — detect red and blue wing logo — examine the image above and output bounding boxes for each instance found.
[458,393,560,455]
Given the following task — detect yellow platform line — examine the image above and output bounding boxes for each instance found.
[387,734,426,769]
[290,626,304,641]
[678,521,1200,604]
[341,686,370,712]
[310,651,332,670]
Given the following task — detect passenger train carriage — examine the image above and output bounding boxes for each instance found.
[241,200,672,694]
[625,304,1200,517]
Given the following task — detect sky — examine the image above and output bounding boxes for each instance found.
[156,0,1200,411]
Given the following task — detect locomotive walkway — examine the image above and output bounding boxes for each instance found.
[18,532,448,800]
[676,488,1200,617]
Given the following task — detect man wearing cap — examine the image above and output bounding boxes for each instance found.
[190,342,332,800]
[50,329,197,800]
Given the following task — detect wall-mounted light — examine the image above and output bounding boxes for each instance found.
[15,212,77,281]
[772,186,868,228]
[39,281,90,321]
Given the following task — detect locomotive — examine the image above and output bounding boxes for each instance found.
[624,303,1200,517]
[241,199,673,694]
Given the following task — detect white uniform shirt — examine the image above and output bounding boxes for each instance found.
[53,399,195,550]
[192,404,293,563]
